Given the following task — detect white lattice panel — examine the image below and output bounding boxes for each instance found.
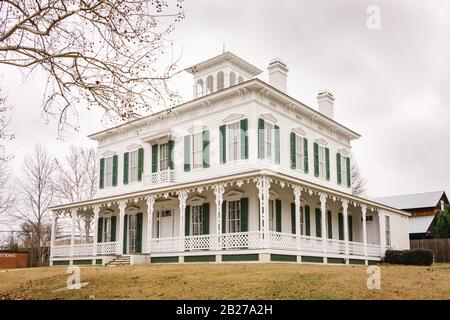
[268,231,297,250]
[184,234,218,251]
[97,242,118,255]
[150,237,181,253]
[300,235,324,252]
[367,243,381,256]
[51,245,71,257]
[143,169,175,185]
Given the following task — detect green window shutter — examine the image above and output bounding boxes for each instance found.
[112,155,118,186]
[185,205,190,236]
[184,135,191,172]
[258,118,265,159]
[303,138,309,173]
[99,158,105,189]
[348,215,353,241]
[327,210,332,239]
[151,144,158,173]
[313,142,319,177]
[346,157,351,187]
[202,203,210,234]
[315,208,322,237]
[338,213,344,240]
[123,215,128,254]
[123,152,129,185]
[290,132,296,169]
[291,203,296,234]
[240,198,249,232]
[168,141,174,170]
[219,125,226,164]
[222,201,227,233]
[110,216,116,242]
[305,206,311,236]
[136,213,143,253]
[337,153,342,185]
[138,148,144,181]
[97,217,103,243]
[325,147,330,181]
[240,119,248,160]
[274,125,280,164]
[202,130,210,168]
[275,199,282,232]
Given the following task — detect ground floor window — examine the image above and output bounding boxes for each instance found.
[228,200,241,233]
[191,205,203,236]
[385,215,391,247]
[268,200,275,231]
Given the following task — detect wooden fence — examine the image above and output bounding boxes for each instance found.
[410,239,450,263]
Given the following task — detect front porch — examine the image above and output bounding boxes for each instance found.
[50,173,394,266]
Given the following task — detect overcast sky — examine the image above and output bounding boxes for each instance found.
[2,0,450,199]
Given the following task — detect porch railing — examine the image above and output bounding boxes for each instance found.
[51,232,382,258]
[143,169,175,185]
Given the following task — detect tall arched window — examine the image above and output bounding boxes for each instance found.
[238,76,244,84]
[217,71,224,91]
[196,79,203,97]
[206,75,214,94]
[229,72,236,86]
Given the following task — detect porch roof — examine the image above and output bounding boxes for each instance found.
[49,170,410,217]
[409,215,435,234]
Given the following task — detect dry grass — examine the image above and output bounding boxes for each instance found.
[0,263,449,300]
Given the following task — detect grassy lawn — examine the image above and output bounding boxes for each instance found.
[0,263,449,300]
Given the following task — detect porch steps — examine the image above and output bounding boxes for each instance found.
[106,256,131,267]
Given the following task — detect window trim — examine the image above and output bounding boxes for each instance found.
[294,133,306,172]
[261,118,277,163]
[191,205,204,236]
[128,149,139,184]
[316,143,327,180]
[385,215,391,247]
[227,199,241,233]
[159,142,169,172]
[191,131,203,170]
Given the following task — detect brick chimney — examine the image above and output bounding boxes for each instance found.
[267,58,288,93]
[317,90,335,119]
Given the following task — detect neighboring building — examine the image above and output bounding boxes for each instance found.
[49,51,410,266]
[373,191,448,239]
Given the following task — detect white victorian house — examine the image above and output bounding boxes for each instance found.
[49,52,410,266]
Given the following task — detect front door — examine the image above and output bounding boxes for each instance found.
[157,209,174,238]
[128,214,137,254]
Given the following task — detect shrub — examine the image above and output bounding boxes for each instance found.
[384,249,433,266]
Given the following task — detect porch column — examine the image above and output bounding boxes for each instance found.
[213,183,225,250]
[319,193,327,253]
[92,205,100,256]
[361,205,368,257]
[378,210,386,257]
[70,208,77,258]
[118,200,126,255]
[342,199,349,256]
[50,211,57,260]
[146,195,155,253]
[293,186,301,250]
[178,190,188,252]
[256,176,270,248]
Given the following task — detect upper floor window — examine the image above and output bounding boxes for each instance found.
[258,118,280,164]
[192,132,203,169]
[184,131,209,172]
[229,72,236,86]
[206,75,213,94]
[129,150,139,183]
[227,122,240,161]
[105,156,113,187]
[337,153,351,187]
[238,76,244,84]
[313,142,330,181]
[159,143,169,171]
[290,132,309,173]
[217,71,224,91]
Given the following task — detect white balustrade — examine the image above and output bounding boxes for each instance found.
[366,243,382,257]
[326,238,347,254]
[150,237,182,253]
[51,242,119,257]
[268,231,297,250]
[97,242,119,255]
[184,234,218,251]
[221,231,262,249]
[348,241,365,256]
[299,235,324,253]
[143,169,175,185]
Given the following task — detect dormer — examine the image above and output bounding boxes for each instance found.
[185,51,263,98]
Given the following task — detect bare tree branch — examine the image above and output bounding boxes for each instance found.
[351,158,367,197]
[0,0,185,136]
